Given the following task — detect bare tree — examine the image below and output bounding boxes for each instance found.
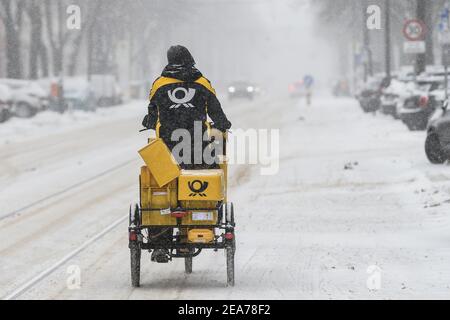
[0,0,25,78]
[26,0,49,79]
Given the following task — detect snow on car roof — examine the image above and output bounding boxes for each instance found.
[0,83,13,100]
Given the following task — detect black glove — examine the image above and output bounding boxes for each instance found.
[142,114,150,128]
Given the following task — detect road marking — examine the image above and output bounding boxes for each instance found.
[3,214,128,300]
[0,158,137,221]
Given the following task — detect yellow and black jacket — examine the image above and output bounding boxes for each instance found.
[143,65,231,148]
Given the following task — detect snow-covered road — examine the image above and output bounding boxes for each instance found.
[2,95,450,299]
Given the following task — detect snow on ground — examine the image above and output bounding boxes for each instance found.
[1,95,450,299]
[0,101,144,144]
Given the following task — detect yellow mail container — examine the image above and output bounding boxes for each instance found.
[187,229,215,243]
[138,139,181,187]
[140,166,178,226]
[178,169,225,201]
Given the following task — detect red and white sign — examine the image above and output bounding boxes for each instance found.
[403,19,426,41]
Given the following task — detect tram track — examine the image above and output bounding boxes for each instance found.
[0,158,138,222]
[2,214,128,300]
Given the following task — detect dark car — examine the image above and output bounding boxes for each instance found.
[332,79,351,97]
[227,81,256,100]
[0,84,13,123]
[425,100,450,164]
[356,76,384,113]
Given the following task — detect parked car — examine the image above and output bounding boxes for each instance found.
[425,100,450,163]
[332,79,351,97]
[64,78,97,111]
[48,77,96,112]
[288,80,306,98]
[227,81,256,100]
[0,84,13,123]
[50,77,97,113]
[380,78,409,119]
[397,77,442,131]
[91,74,123,107]
[356,75,384,113]
[0,79,48,118]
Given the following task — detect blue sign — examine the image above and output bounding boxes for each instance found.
[304,75,314,88]
[440,8,450,32]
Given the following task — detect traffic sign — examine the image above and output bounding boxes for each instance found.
[303,75,314,88]
[403,41,426,54]
[403,19,426,41]
[440,8,450,31]
[439,7,450,45]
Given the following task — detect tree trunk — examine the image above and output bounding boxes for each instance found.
[5,25,22,78]
[39,41,49,78]
[28,0,43,79]
[0,0,24,79]
[67,33,84,76]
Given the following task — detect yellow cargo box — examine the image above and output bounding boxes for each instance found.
[178,169,224,201]
[187,229,215,243]
[141,210,177,226]
[140,166,178,226]
[138,139,181,187]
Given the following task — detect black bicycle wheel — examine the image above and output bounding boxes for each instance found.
[226,242,235,287]
[130,242,141,287]
[185,257,193,274]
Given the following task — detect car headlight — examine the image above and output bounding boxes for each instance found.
[228,86,235,93]
[247,86,254,92]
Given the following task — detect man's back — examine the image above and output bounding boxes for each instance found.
[142,45,231,167]
[149,75,223,133]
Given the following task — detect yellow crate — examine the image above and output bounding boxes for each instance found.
[140,166,178,226]
[178,169,224,201]
[187,229,215,243]
[138,139,180,187]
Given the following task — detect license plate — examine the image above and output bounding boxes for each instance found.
[160,208,171,215]
[192,212,213,221]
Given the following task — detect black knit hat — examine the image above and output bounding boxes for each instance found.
[167,45,195,66]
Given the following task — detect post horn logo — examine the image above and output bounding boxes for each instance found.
[188,180,208,197]
[168,87,196,109]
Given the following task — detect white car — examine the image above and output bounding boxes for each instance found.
[380,79,408,118]
[0,79,49,118]
[91,75,123,107]
[63,77,97,112]
[0,84,13,123]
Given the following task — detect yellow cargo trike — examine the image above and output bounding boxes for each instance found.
[128,128,235,287]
